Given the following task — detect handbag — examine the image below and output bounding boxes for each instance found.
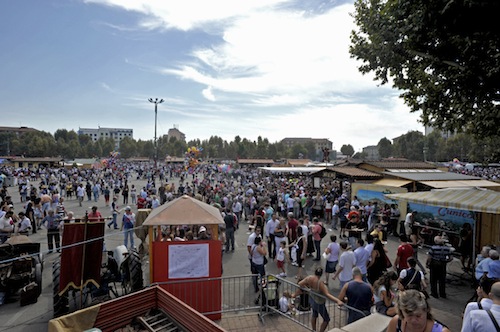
[384,253,392,269]
[264,256,268,265]
[322,251,330,260]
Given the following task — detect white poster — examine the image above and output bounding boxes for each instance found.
[168,243,209,279]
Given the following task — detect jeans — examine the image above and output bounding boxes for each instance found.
[267,234,276,258]
[108,212,117,228]
[314,239,321,260]
[124,228,134,248]
[47,229,60,252]
[225,227,235,251]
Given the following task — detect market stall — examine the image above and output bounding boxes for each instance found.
[385,188,500,262]
[143,195,223,320]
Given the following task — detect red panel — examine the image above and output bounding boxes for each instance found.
[152,240,222,320]
[59,222,105,293]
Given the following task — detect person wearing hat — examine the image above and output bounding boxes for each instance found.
[197,226,209,240]
[426,235,453,298]
[121,206,136,249]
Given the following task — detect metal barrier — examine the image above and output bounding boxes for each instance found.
[153,274,368,331]
[152,274,262,316]
[258,275,368,331]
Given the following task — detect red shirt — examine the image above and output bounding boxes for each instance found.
[88,211,103,222]
[397,243,414,269]
[287,218,299,241]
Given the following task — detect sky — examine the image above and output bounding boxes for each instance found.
[0,0,423,153]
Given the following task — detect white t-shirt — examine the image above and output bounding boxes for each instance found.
[339,250,357,282]
[301,224,309,237]
[277,247,285,262]
[279,296,289,313]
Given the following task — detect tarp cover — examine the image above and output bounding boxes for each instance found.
[386,187,500,214]
[143,195,223,226]
[59,222,105,295]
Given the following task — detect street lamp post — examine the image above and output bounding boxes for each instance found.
[148,98,164,170]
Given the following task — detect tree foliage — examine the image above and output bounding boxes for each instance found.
[340,144,355,157]
[377,137,393,158]
[3,128,498,163]
[350,0,500,139]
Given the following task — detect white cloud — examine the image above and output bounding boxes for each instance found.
[84,0,423,148]
[202,86,216,101]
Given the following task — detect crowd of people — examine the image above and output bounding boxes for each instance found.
[2,161,500,330]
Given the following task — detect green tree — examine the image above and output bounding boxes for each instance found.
[119,137,137,159]
[393,131,425,160]
[340,144,355,157]
[377,137,393,158]
[350,0,500,139]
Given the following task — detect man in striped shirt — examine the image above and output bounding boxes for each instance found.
[426,235,452,299]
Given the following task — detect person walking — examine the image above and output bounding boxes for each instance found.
[332,241,357,289]
[121,206,135,249]
[394,234,414,274]
[323,235,340,286]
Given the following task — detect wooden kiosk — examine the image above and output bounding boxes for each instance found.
[143,195,223,320]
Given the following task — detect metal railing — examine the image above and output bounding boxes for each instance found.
[259,275,368,331]
[152,274,262,316]
[152,274,369,331]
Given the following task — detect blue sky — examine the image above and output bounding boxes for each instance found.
[0,0,422,152]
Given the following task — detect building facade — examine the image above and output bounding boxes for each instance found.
[362,145,380,160]
[167,126,186,142]
[78,127,133,149]
[281,137,333,160]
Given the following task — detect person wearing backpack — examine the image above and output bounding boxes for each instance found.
[397,257,427,293]
[461,281,500,332]
[462,277,495,328]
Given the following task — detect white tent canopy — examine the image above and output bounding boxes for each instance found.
[385,187,500,214]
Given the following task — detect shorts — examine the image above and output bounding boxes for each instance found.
[375,301,394,315]
[325,260,338,273]
[310,297,330,322]
[277,260,284,269]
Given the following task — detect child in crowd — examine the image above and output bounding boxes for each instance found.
[279,291,295,314]
[276,240,288,277]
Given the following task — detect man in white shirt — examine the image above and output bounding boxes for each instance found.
[404,211,417,236]
[461,281,500,332]
[0,211,14,243]
[462,277,495,328]
[17,212,32,235]
[266,214,278,259]
[332,200,340,230]
[354,239,370,282]
[332,241,357,288]
[76,184,85,207]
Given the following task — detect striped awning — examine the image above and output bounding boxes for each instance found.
[419,180,500,189]
[385,187,500,214]
[373,178,413,187]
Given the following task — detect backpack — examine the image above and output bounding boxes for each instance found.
[320,224,327,238]
[402,268,421,291]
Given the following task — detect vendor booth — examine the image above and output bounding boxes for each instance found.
[143,195,223,320]
[386,188,500,261]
